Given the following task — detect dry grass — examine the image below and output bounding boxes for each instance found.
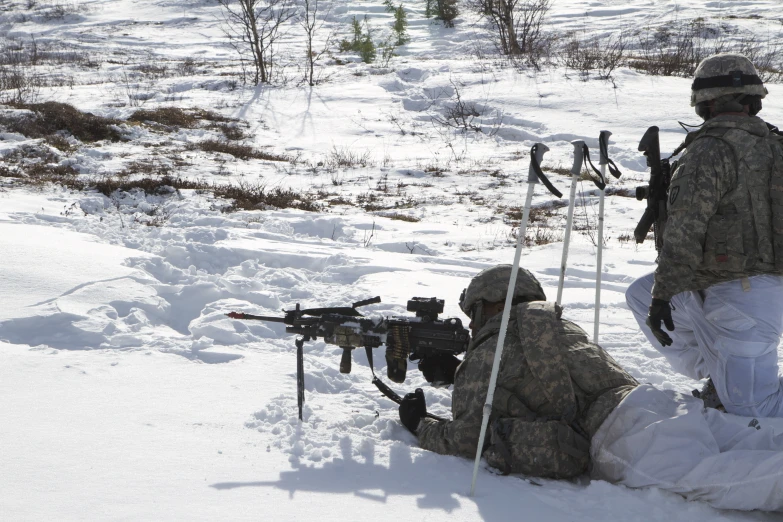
[502,204,562,226]
[190,139,289,162]
[1,101,121,142]
[91,176,208,197]
[384,212,420,222]
[213,183,320,212]
[128,107,232,128]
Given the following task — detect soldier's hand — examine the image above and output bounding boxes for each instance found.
[399,388,427,434]
[647,298,674,346]
[418,354,461,386]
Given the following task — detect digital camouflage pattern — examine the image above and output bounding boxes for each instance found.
[691,53,767,106]
[416,302,638,479]
[652,115,783,300]
[459,264,546,316]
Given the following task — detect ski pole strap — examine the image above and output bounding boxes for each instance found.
[598,135,622,179]
[581,144,607,190]
[364,346,445,422]
[530,144,563,198]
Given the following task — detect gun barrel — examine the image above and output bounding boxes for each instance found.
[353,296,381,308]
[226,312,288,323]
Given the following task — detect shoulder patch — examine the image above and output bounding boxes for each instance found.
[669,186,680,205]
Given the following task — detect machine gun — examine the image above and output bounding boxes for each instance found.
[633,126,676,251]
[227,296,469,421]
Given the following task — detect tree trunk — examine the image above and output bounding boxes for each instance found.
[501,2,521,54]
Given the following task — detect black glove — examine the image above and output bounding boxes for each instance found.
[399,388,427,434]
[418,354,461,386]
[646,298,674,346]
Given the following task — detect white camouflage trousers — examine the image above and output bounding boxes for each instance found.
[626,273,783,417]
[593,384,783,512]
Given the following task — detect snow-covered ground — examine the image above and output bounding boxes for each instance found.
[2,0,783,520]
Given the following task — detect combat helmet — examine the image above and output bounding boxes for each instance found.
[459,265,546,325]
[691,53,767,118]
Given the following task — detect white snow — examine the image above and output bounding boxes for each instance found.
[1,0,783,519]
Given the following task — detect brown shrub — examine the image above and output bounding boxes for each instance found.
[384,212,420,222]
[128,107,199,128]
[191,139,289,162]
[5,102,121,142]
[128,107,233,128]
[218,123,247,141]
[213,183,320,212]
[91,176,209,197]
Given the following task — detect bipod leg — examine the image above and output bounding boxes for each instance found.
[296,337,305,421]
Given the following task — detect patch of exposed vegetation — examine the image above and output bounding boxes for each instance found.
[1,102,121,142]
[544,166,572,177]
[190,139,290,162]
[502,204,563,226]
[128,107,232,128]
[213,183,320,212]
[91,176,208,198]
[326,146,372,169]
[383,212,420,222]
[218,123,247,141]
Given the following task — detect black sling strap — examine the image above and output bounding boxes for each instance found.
[365,346,446,422]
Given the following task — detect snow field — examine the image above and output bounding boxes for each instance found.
[2,0,783,519]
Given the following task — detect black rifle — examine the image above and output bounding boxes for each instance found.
[634,126,674,250]
[228,297,469,421]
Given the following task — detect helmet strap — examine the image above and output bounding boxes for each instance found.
[695,101,712,121]
[712,93,747,116]
[471,301,484,330]
[747,95,763,116]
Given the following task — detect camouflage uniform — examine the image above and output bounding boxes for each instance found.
[416,301,638,479]
[628,53,783,418]
[652,114,783,300]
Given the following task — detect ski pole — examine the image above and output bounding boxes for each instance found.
[517,144,548,244]
[594,131,611,343]
[556,140,585,306]
[470,143,558,497]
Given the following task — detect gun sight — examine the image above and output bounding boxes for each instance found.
[407,297,444,321]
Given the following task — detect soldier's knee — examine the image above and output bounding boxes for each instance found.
[625,274,654,315]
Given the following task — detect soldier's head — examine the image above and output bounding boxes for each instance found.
[459,264,546,335]
[691,53,768,121]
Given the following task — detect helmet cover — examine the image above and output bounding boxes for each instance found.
[691,53,767,106]
[459,264,546,316]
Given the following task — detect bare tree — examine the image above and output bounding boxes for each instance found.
[217,0,295,85]
[299,0,336,86]
[469,0,551,57]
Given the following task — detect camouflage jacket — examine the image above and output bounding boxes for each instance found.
[652,115,783,300]
[416,302,638,479]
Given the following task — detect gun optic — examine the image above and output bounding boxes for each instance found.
[407,297,444,322]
